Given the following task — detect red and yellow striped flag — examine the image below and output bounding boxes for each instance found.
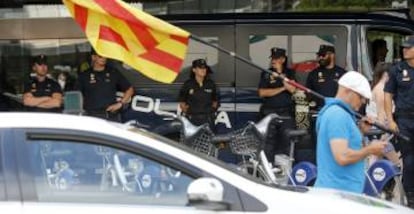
[63,0,190,83]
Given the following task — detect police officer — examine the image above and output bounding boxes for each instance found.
[77,49,134,122]
[306,45,347,110]
[258,47,296,162]
[384,35,414,208]
[178,59,218,129]
[23,55,63,112]
[304,45,347,161]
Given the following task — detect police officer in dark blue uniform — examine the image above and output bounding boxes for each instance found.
[77,49,134,122]
[23,55,63,112]
[384,36,414,208]
[306,45,347,110]
[305,45,347,161]
[178,59,218,129]
[258,47,296,162]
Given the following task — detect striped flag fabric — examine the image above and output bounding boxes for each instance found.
[63,0,190,83]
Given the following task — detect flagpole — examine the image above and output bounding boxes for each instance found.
[190,34,410,142]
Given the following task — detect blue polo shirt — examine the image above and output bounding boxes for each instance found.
[314,98,364,193]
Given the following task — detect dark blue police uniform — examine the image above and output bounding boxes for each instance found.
[77,67,131,121]
[23,78,63,112]
[306,65,346,109]
[178,77,218,128]
[384,60,414,197]
[258,67,296,161]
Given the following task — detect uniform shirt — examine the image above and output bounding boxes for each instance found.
[306,66,347,109]
[258,68,295,109]
[23,77,63,112]
[315,98,364,193]
[384,61,414,111]
[77,68,131,111]
[178,78,218,115]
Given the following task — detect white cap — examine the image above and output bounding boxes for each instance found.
[338,71,372,100]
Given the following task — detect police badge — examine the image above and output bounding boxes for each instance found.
[318,72,325,82]
[90,73,96,84]
[402,69,411,82]
[105,72,111,82]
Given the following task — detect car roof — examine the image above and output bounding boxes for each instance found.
[0,112,124,132]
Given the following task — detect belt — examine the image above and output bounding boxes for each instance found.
[187,112,214,116]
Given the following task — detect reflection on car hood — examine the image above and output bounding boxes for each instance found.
[308,187,393,209]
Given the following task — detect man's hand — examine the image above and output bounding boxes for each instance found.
[179,102,189,113]
[271,72,280,78]
[106,102,123,113]
[367,140,387,156]
[388,119,399,132]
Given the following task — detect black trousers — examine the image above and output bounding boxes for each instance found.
[395,116,414,196]
[259,107,295,163]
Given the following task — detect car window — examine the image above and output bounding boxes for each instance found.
[26,140,193,206]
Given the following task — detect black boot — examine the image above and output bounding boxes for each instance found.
[406,192,414,208]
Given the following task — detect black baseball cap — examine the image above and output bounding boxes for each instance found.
[401,35,414,48]
[192,58,208,68]
[316,45,335,55]
[32,54,47,65]
[269,47,286,59]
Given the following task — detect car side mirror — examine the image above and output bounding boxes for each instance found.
[187,178,230,211]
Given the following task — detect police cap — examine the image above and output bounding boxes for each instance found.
[32,54,47,65]
[316,45,335,55]
[401,35,414,48]
[269,47,286,59]
[192,58,208,68]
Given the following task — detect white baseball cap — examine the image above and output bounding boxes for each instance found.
[338,71,372,100]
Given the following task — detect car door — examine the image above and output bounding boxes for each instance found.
[13,128,248,214]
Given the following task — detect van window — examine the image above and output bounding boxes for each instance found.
[236,25,347,87]
[363,29,407,80]
[247,33,340,85]
[0,38,89,95]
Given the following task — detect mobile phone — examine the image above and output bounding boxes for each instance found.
[385,134,394,142]
[383,134,395,153]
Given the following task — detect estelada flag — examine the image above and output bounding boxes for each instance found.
[63,0,190,83]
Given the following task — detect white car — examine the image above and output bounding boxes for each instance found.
[0,113,412,214]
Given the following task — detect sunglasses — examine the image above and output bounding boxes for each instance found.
[356,92,367,105]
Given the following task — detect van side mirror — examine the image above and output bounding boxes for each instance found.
[187,178,230,211]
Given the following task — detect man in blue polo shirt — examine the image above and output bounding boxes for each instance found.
[314,71,387,193]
